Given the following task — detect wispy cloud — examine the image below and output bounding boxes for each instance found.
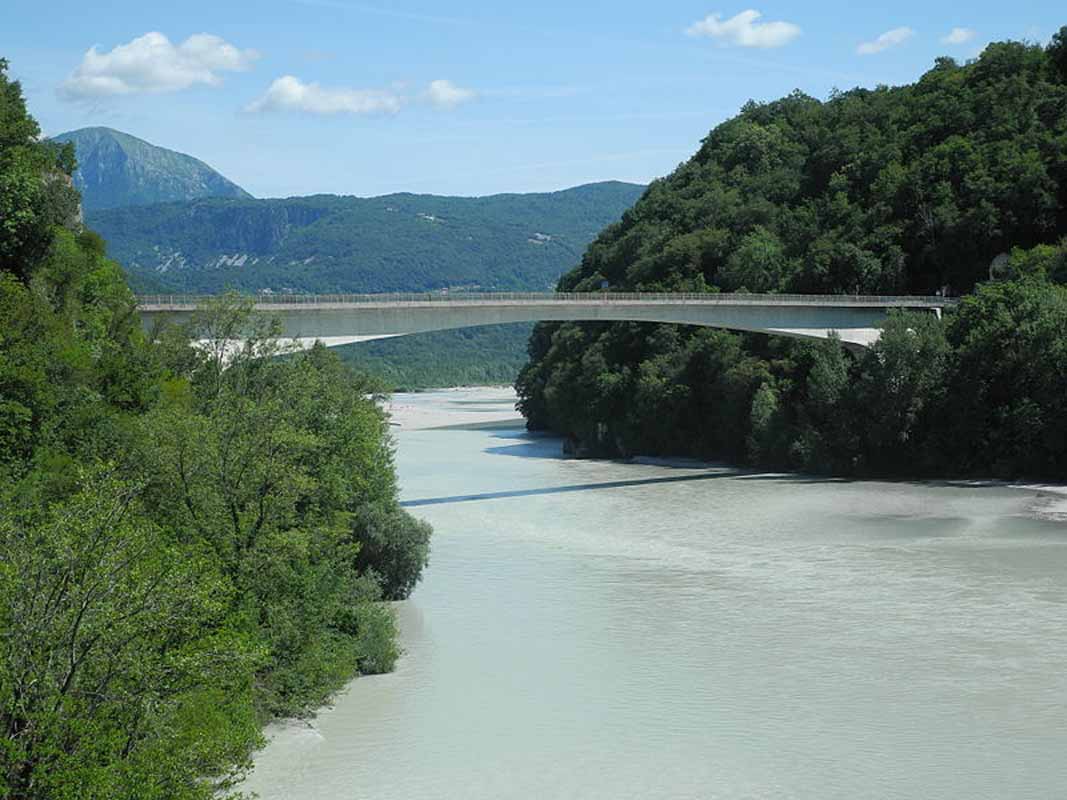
[686,10,801,49]
[941,27,975,45]
[247,77,479,116]
[424,79,477,109]
[60,32,258,99]
[857,27,915,55]
[246,76,402,115]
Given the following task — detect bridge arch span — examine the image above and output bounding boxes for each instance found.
[136,292,954,351]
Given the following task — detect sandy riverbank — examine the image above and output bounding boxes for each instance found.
[386,386,1067,519]
[385,386,523,430]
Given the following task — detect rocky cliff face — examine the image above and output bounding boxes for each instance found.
[50,127,251,211]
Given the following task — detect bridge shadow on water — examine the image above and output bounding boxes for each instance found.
[400,470,737,508]
[484,436,569,460]
[403,424,858,507]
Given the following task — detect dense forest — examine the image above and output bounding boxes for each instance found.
[519,33,1067,480]
[88,182,644,295]
[0,59,430,798]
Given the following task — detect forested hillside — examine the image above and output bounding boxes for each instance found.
[1,59,429,798]
[518,33,1067,479]
[88,182,645,294]
[85,179,642,389]
[51,127,251,211]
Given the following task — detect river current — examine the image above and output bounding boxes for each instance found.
[241,387,1067,800]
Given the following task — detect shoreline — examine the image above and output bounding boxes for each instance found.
[386,385,523,431]
[387,385,1067,520]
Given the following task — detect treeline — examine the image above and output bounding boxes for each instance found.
[0,59,429,799]
[518,33,1067,480]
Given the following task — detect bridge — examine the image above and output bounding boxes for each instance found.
[135,292,956,350]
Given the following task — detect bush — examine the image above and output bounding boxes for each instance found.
[350,503,432,601]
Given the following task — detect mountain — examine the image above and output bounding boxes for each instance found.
[85,181,646,294]
[50,127,251,211]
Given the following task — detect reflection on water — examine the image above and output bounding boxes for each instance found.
[242,387,1067,800]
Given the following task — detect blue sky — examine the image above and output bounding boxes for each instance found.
[3,1,1063,198]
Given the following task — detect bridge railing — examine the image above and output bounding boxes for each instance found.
[137,292,957,308]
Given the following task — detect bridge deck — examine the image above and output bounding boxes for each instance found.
[137,291,956,311]
[136,292,955,350]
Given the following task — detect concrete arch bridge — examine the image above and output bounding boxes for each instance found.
[136,292,956,350]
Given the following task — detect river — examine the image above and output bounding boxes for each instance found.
[240,387,1067,800]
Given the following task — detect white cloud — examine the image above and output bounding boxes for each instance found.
[941,27,975,45]
[686,10,801,49]
[424,79,477,109]
[246,76,403,115]
[857,27,915,55]
[247,77,479,116]
[60,32,258,99]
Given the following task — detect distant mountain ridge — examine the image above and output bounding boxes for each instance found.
[50,127,251,211]
[52,127,645,387]
[87,181,646,294]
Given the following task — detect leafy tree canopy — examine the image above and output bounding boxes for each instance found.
[519,34,1067,480]
[0,57,431,798]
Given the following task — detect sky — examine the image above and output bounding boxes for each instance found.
[3,1,1063,198]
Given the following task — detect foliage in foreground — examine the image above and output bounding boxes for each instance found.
[518,32,1067,480]
[0,59,430,799]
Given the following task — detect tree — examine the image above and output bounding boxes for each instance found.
[792,336,856,471]
[1,54,432,797]
[350,504,432,601]
[1047,26,1067,81]
[719,226,788,291]
[941,279,1067,477]
[1006,240,1067,284]
[0,472,262,800]
[0,60,80,282]
[853,311,949,474]
[140,298,429,714]
[517,32,1067,478]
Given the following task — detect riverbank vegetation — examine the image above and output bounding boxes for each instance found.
[518,32,1067,480]
[0,59,430,798]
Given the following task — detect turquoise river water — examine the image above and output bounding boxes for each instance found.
[241,387,1067,800]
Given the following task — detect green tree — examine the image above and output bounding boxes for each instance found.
[941,279,1067,477]
[0,472,262,800]
[1,57,432,797]
[519,31,1067,479]
[140,298,429,715]
[0,60,80,281]
[853,311,950,474]
[350,504,433,601]
[1006,240,1067,283]
[1047,26,1067,81]
[719,226,789,292]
